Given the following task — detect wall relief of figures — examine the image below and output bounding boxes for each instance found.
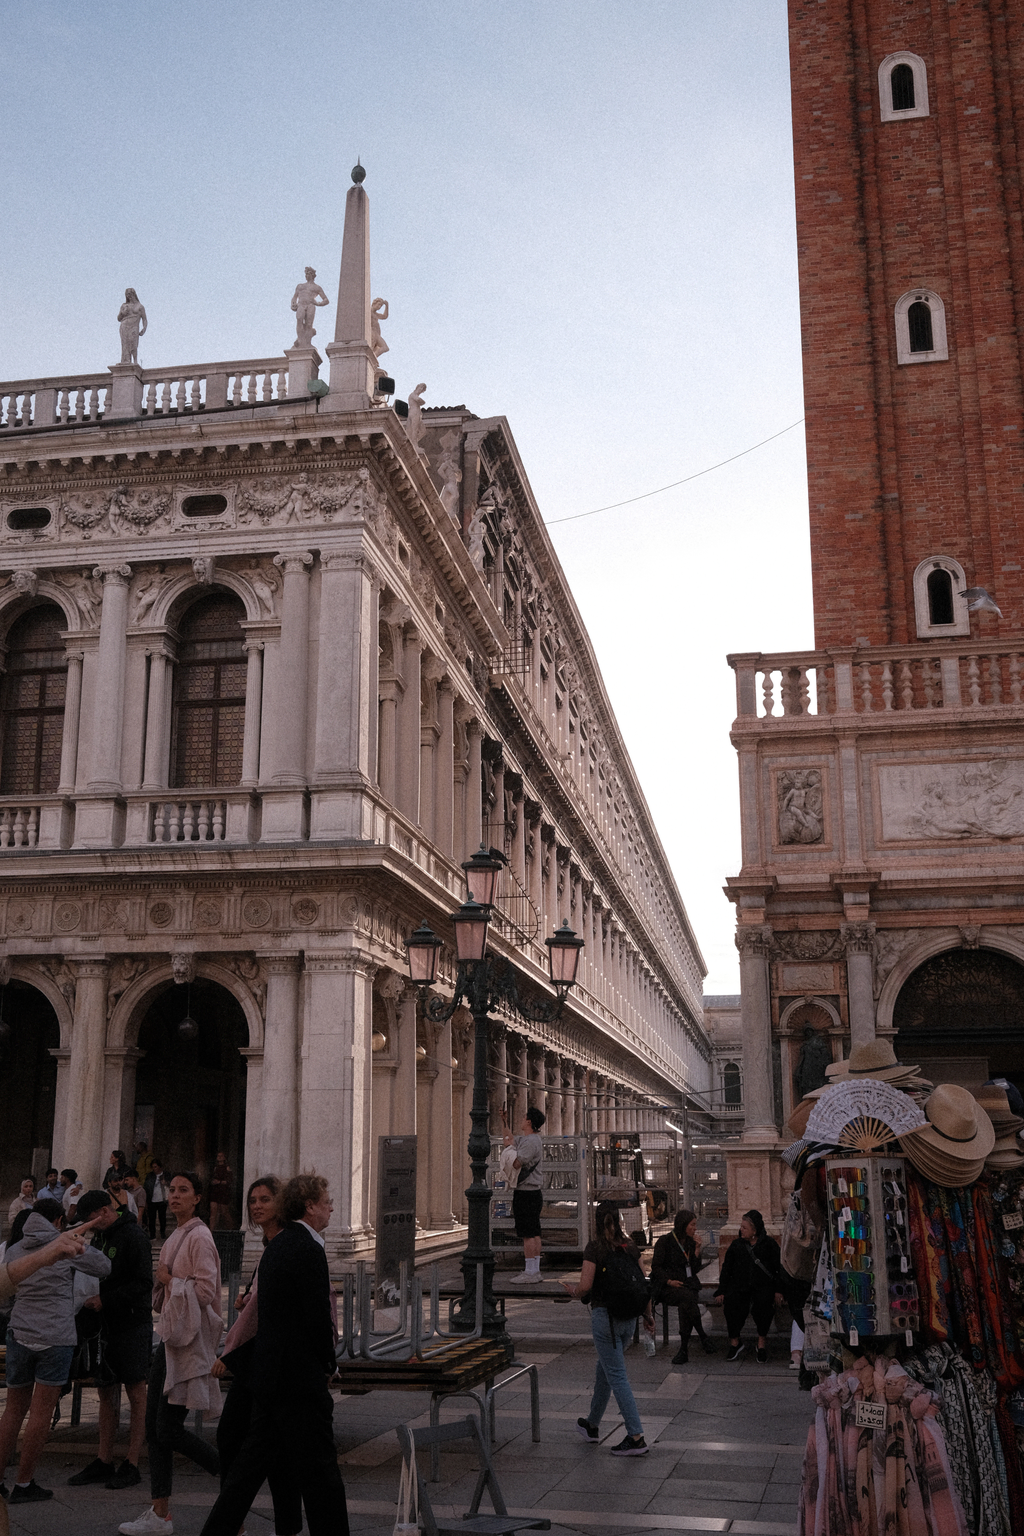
[777,768,824,845]
[879,759,1024,841]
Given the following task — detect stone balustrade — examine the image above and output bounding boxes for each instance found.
[731,639,1024,720]
[125,792,258,846]
[0,358,289,432]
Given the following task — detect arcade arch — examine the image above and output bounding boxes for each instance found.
[0,979,61,1209]
[892,945,1024,1097]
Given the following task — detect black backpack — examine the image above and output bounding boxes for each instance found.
[595,1244,650,1320]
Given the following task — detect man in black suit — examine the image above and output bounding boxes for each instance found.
[198,1174,347,1536]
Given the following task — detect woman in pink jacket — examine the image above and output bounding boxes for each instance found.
[119,1172,222,1536]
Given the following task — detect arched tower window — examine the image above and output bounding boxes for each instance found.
[879,52,929,121]
[722,1062,741,1106]
[0,605,68,795]
[913,557,970,639]
[895,289,948,365]
[170,591,247,788]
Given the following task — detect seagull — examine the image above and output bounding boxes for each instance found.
[959,586,1003,617]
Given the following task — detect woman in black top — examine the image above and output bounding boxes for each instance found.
[650,1208,715,1364]
[714,1208,783,1363]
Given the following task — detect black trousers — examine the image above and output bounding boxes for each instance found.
[668,1286,704,1344]
[147,1202,167,1239]
[723,1290,776,1340]
[146,1343,220,1500]
[217,1379,302,1536]
[199,1384,348,1536]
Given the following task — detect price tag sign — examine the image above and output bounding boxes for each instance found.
[855,1400,886,1431]
[848,1327,859,1347]
[1003,1211,1024,1231]
[900,1257,908,1273]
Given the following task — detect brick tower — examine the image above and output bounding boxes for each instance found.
[723,2,1024,1233]
[792,0,1024,647]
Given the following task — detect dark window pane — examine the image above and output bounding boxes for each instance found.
[171,590,247,788]
[0,605,68,795]
[927,568,954,625]
[908,301,934,352]
[723,1063,741,1106]
[891,63,916,111]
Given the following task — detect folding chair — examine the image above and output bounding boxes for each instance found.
[396,1416,552,1536]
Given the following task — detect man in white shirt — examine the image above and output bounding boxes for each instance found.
[60,1169,83,1222]
[503,1107,547,1282]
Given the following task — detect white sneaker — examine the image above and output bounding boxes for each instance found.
[508,1271,535,1283]
[119,1509,174,1536]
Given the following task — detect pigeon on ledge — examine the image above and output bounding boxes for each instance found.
[958,586,1003,617]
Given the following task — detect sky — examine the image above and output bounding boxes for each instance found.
[1,2,813,994]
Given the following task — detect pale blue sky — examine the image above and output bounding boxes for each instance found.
[2,2,813,992]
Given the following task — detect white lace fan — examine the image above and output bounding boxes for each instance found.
[805,1079,927,1152]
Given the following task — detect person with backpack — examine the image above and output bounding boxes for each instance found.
[714,1208,783,1363]
[563,1201,655,1456]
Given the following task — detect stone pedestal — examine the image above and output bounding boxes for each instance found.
[284,345,321,399]
[107,363,143,419]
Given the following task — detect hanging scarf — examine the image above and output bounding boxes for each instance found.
[908,1175,953,1342]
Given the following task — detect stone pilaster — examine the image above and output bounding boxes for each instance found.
[259,955,302,1176]
[843,921,877,1049]
[736,924,778,1143]
[62,960,110,1187]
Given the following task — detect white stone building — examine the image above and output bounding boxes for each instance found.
[0,171,710,1257]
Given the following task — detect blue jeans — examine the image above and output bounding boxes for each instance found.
[587,1308,643,1439]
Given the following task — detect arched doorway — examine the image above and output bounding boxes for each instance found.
[893,946,1024,1098]
[0,980,60,1207]
[134,978,248,1226]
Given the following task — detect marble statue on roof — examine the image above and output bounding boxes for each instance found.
[291,267,330,347]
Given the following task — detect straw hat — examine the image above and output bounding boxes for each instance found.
[825,1038,920,1085]
[786,1095,815,1140]
[900,1083,995,1186]
[985,1134,1024,1171]
[974,1084,1024,1137]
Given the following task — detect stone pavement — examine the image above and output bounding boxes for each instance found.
[4,1295,811,1536]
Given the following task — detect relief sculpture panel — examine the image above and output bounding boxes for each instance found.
[777,768,823,845]
[879,760,1024,841]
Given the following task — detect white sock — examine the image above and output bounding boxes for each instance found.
[525,1255,540,1274]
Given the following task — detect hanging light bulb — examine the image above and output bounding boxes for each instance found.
[178,982,199,1040]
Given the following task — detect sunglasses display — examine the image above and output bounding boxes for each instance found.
[825,1156,919,1341]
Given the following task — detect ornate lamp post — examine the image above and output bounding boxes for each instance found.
[406,846,584,1337]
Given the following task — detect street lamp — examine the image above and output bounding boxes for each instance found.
[406,888,583,1337]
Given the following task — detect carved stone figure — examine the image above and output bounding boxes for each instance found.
[778,769,824,844]
[118,289,147,364]
[370,297,389,358]
[60,492,109,537]
[247,562,279,615]
[880,759,1024,840]
[793,1025,832,1097]
[107,957,147,1020]
[291,267,330,347]
[437,429,462,521]
[406,383,427,452]
[10,570,38,597]
[171,952,196,985]
[133,572,162,622]
[108,485,171,536]
[467,507,487,572]
[192,555,215,584]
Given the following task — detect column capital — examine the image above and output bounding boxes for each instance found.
[264,953,302,976]
[841,921,876,954]
[735,923,773,958]
[244,638,265,656]
[71,958,110,979]
[273,551,314,574]
[93,564,133,586]
[320,550,375,574]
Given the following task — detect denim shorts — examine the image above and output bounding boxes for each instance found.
[5,1335,76,1388]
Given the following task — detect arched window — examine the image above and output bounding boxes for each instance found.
[913,556,970,638]
[722,1062,741,1106]
[170,592,247,788]
[0,606,68,795]
[894,289,948,364]
[879,51,929,121]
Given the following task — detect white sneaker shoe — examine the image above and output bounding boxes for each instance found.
[508,1271,535,1283]
[119,1508,174,1536]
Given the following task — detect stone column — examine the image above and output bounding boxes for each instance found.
[299,951,376,1256]
[392,981,419,1138]
[240,640,264,787]
[377,680,399,801]
[489,1022,508,1134]
[310,552,380,839]
[527,1042,546,1118]
[270,552,314,786]
[465,719,483,857]
[58,651,84,794]
[258,955,302,1176]
[141,648,171,791]
[428,1016,455,1228]
[544,1052,562,1135]
[737,925,778,1142]
[843,922,877,1050]
[561,1063,575,1135]
[62,961,109,1188]
[507,1033,527,1127]
[396,627,422,824]
[573,1066,587,1137]
[434,678,455,858]
[86,564,132,790]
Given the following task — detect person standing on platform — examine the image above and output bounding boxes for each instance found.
[208,1155,232,1230]
[504,1107,546,1283]
[145,1162,168,1240]
[196,1173,347,1536]
[118,1172,221,1536]
[66,1189,152,1491]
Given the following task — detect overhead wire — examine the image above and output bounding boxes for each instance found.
[544,417,805,527]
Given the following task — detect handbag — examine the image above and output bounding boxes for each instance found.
[393,1440,420,1535]
[781,1191,821,1283]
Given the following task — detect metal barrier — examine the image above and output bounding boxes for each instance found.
[335,1260,485,1364]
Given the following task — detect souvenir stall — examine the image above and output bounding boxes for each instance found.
[785,1040,1024,1536]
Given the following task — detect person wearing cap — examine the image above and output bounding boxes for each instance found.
[714,1209,783,1363]
[503,1107,546,1283]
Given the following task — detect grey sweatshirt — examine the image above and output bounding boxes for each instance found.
[6,1211,111,1349]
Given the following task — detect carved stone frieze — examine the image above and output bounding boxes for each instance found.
[771,929,847,963]
[777,768,824,845]
[108,485,172,537]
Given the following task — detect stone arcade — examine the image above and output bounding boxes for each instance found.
[0,169,710,1259]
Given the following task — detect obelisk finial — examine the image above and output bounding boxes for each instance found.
[326,159,376,408]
